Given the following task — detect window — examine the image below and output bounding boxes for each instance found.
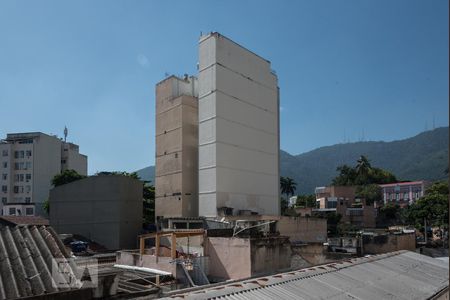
[415,192,419,199]
[25,162,31,170]
[1,150,7,157]
[1,197,6,204]
[2,162,7,168]
[1,174,6,180]
[25,185,31,193]
[14,151,19,159]
[13,186,19,193]
[26,150,32,157]
[25,174,31,182]
[1,185,7,193]
[8,207,16,215]
[14,162,24,170]
[18,139,33,144]
[61,159,66,164]
[25,197,31,203]
[396,193,399,201]
[403,192,408,200]
[25,207,34,216]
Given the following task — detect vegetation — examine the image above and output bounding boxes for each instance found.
[295,194,316,208]
[406,181,448,229]
[332,155,397,186]
[280,176,297,199]
[326,212,342,236]
[355,184,382,206]
[52,169,87,187]
[43,199,50,214]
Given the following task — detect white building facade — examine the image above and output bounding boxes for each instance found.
[198,33,280,217]
[0,132,87,216]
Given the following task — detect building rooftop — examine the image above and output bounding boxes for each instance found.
[163,251,448,300]
[379,181,425,187]
[0,225,83,299]
[0,215,49,226]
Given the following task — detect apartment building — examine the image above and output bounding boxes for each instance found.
[0,132,87,216]
[198,32,280,217]
[155,75,199,218]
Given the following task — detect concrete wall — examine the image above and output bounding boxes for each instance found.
[205,236,291,281]
[30,134,62,216]
[62,144,88,176]
[250,237,291,277]
[363,233,416,254]
[205,237,251,280]
[49,175,142,249]
[155,76,198,218]
[291,243,355,269]
[198,32,279,217]
[277,216,327,243]
[116,250,175,274]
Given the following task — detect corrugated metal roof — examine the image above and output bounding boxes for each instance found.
[164,251,448,300]
[0,225,81,299]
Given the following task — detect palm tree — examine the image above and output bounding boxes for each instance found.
[356,155,371,177]
[280,176,297,199]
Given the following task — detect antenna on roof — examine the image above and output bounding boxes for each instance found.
[64,126,68,142]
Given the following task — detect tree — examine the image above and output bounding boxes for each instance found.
[296,194,316,208]
[356,155,371,180]
[355,184,382,206]
[332,165,357,186]
[332,156,397,186]
[280,176,297,199]
[52,169,86,187]
[143,184,155,225]
[43,199,50,214]
[407,181,448,229]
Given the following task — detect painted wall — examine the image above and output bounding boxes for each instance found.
[198,32,279,218]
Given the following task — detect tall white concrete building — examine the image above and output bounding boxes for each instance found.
[198,32,280,217]
[0,132,87,216]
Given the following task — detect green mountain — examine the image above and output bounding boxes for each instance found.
[136,127,449,194]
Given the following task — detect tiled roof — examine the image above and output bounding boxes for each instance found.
[164,251,449,300]
[0,225,81,299]
[0,216,49,226]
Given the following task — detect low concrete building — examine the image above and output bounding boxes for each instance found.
[49,175,143,250]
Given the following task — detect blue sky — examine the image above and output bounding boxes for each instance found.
[0,0,448,174]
